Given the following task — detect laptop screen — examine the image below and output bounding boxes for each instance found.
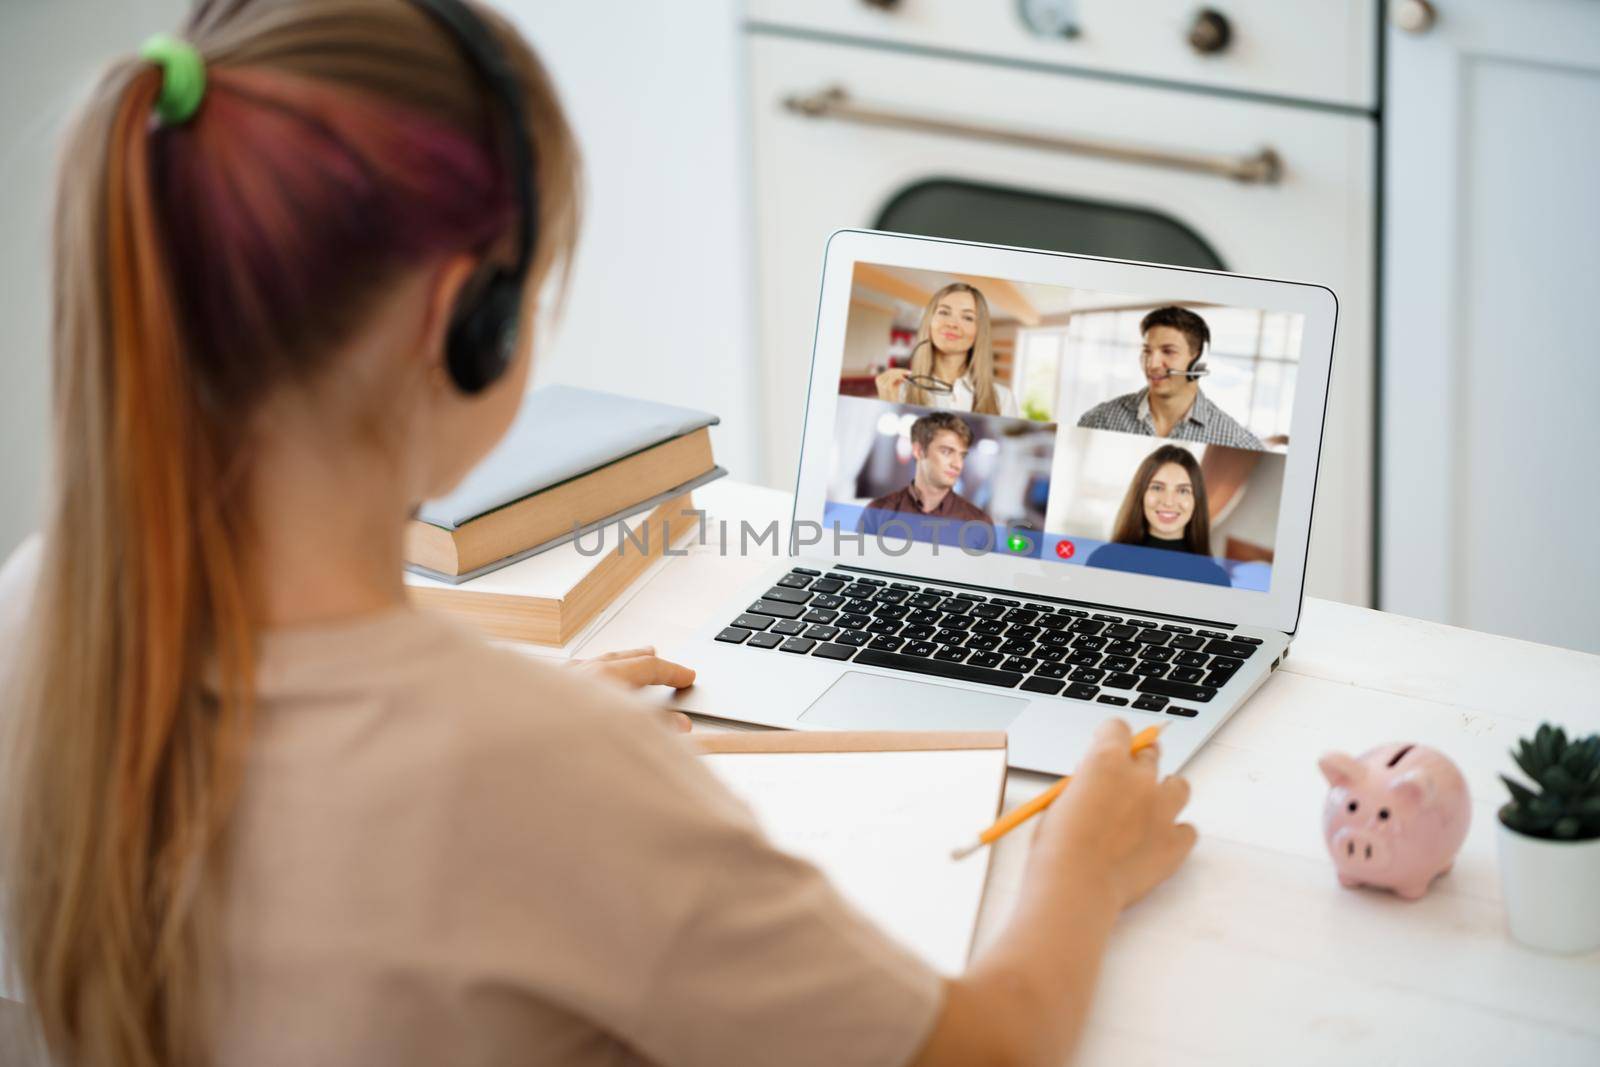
[821,261,1304,596]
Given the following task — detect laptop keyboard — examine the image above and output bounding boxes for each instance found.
[714,568,1266,719]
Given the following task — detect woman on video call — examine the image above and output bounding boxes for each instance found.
[1086,445,1231,587]
[875,282,1021,418]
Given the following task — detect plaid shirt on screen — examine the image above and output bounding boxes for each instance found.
[1076,388,1265,450]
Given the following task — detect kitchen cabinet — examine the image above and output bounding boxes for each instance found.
[1381,0,1600,652]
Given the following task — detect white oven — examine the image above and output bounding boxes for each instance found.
[745,1,1377,606]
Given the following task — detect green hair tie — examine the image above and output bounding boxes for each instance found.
[139,34,206,124]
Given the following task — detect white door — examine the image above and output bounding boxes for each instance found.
[1382,0,1600,652]
[750,33,1376,605]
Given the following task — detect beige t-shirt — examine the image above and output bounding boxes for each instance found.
[0,540,941,1066]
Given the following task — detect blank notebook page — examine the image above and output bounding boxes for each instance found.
[701,747,1007,975]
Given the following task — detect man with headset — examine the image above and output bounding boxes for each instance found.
[1076,306,1265,450]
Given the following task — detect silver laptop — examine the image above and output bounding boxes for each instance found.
[665,230,1337,777]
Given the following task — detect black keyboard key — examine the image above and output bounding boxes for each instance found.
[1065,682,1100,701]
[971,619,1006,636]
[908,593,943,609]
[1169,666,1205,684]
[867,635,905,652]
[1106,640,1139,657]
[1132,694,1168,712]
[866,618,901,636]
[1103,655,1136,672]
[1034,645,1066,663]
[890,581,920,590]
[854,648,1023,688]
[1104,623,1138,640]
[1204,639,1258,660]
[938,614,973,631]
[901,624,936,641]
[1066,651,1101,668]
[906,609,941,626]
[855,577,886,587]
[1133,661,1168,678]
[1070,667,1105,685]
[1236,636,1264,645]
[1198,629,1229,640]
[748,632,783,649]
[791,566,821,576]
[1003,609,1039,626]
[1174,651,1209,668]
[1169,634,1205,651]
[780,637,816,654]
[971,603,1006,620]
[966,634,1002,652]
[968,651,1004,669]
[1202,670,1236,689]
[1140,677,1218,703]
[903,641,937,658]
[1039,630,1073,647]
[1135,628,1169,646]
[1021,676,1064,695]
[844,583,878,599]
[990,597,1020,607]
[748,599,804,619]
[772,619,807,636]
[1166,705,1200,718]
[775,573,811,589]
[1137,645,1174,662]
[733,613,772,631]
[1097,694,1130,706]
[1211,656,1244,675]
[956,592,985,600]
[941,598,974,615]
[810,593,845,610]
[933,628,966,645]
[1093,614,1124,623]
[805,624,840,641]
[1000,640,1035,657]
[1037,613,1073,631]
[762,586,812,604]
[836,630,871,647]
[1161,623,1193,634]
[802,608,839,624]
[1002,655,1036,673]
[1008,625,1042,643]
[1072,635,1107,652]
[1026,603,1056,614]
[873,589,909,605]
[872,603,910,620]
[716,626,752,644]
[1104,672,1139,690]
[836,613,868,630]
[933,645,968,662]
[1057,607,1089,618]
[1036,663,1070,679]
[810,578,845,593]
[1070,619,1104,637]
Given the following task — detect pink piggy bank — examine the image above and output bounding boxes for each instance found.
[1318,743,1471,900]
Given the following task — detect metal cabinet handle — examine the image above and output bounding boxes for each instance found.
[782,85,1283,185]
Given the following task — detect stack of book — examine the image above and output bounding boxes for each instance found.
[403,385,723,646]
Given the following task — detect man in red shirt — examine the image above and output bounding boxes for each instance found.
[859,412,993,537]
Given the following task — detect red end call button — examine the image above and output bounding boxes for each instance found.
[1055,540,1076,560]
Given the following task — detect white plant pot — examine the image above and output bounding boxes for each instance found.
[1496,818,1600,954]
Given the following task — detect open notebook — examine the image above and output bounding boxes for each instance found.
[696,731,1008,976]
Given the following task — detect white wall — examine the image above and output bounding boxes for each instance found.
[497,0,756,480]
[0,0,754,564]
[0,0,190,561]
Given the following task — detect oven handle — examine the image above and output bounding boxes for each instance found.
[782,85,1283,186]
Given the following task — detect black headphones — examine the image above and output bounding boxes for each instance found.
[405,0,537,395]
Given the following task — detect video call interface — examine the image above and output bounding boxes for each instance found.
[821,262,1305,593]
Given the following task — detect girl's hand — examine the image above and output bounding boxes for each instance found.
[573,646,696,731]
[1031,718,1196,911]
[875,367,911,401]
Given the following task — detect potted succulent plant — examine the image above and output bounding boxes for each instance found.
[1496,723,1600,954]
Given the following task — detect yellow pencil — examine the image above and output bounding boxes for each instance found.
[951,723,1167,860]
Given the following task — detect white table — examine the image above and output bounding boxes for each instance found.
[577,480,1600,1066]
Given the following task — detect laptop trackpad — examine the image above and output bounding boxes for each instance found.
[798,671,1027,732]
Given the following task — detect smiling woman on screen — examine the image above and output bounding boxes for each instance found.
[1086,445,1231,587]
[0,2,1192,1065]
[874,283,1020,418]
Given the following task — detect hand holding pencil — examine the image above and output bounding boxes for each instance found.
[955,719,1196,912]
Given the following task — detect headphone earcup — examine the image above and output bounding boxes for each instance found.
[445,275,522,395]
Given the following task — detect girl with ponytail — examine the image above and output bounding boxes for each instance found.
[0,3,1193,1065]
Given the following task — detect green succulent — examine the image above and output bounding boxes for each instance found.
[1499,723,1600,841]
